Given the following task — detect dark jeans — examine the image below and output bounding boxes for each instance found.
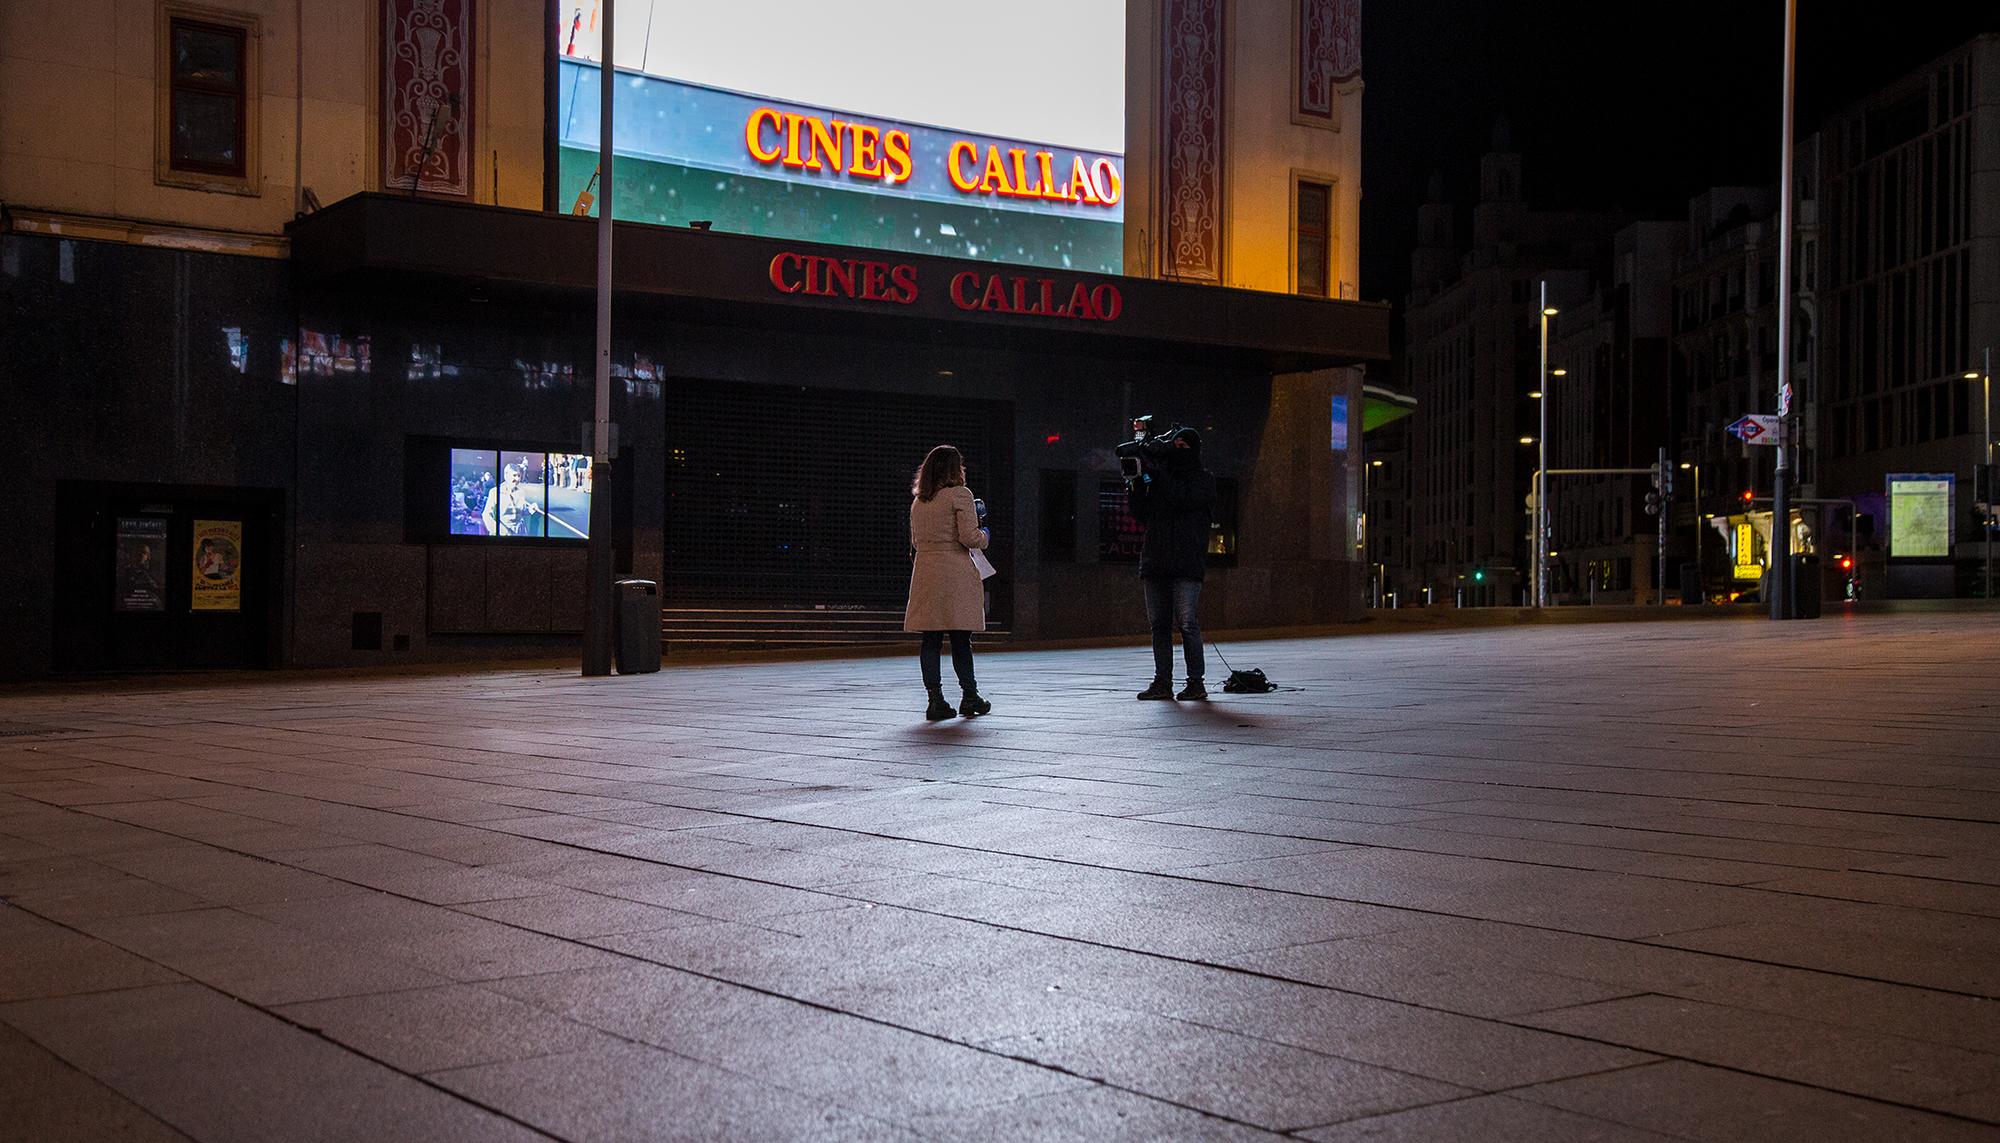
[1143,577,1204,684]
[919,630,976,695]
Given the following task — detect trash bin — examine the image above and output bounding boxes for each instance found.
[1679,562,1703,606]
[1787,554,1823,620]
[614,579,662,674]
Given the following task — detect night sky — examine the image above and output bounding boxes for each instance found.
[1359,2,1999,302]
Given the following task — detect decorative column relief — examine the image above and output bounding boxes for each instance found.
[1297,0,1362,124]
[381,0,475,197]
[1160,0,1225,283]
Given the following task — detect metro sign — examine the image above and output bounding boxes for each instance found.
[1726,415,1780,446]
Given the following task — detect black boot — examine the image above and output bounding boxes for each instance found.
[1177,680,1208,701]
[925,690,955,721]
[959,692,991,717]
[1136,680,1175,701]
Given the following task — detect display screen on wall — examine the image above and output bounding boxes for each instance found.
[1887,474,1952,559]
[450,447,592,539]
[554,1,1125,272]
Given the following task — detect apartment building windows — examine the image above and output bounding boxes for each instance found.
[1294,178,1332,297]
[157,5,259,193]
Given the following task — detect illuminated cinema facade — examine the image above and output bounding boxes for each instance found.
[0,0,1380,675]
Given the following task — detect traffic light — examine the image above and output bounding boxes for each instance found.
[1472,568,1486,582]
[1836,554,1854,572]
[1742,489,1755,504]
[1644,489,1662,516]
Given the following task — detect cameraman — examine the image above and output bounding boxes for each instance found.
[1129,427,1216,700]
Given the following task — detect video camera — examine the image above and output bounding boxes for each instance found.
[1115,415,1190,480]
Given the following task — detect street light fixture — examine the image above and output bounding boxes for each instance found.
[1535,284,1557,608]
[1968,348,1994,597]
[1364,459,1387,606]
[1680,461,1703,603]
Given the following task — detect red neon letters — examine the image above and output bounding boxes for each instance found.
[948,271,1122,322]
[768,253,1123,324]
[768,252,919,304]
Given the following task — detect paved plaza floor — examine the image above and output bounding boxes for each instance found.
[3,612,1998,1141]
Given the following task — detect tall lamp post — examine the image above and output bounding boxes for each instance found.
[1969,347,1994,598]
[1536,283,1558,608]
[582,0,617,676]
[1770,0,1797,620]
[1366,459,1384,607]
[1680,461,1703,604]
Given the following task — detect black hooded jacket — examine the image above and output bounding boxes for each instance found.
[1129,442,1217,581]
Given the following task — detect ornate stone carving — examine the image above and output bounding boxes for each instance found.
[381,0,474,197]
[1161,0,1224,283]
[1298,0,1362,122]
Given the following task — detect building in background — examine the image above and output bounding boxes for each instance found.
[1392,34,1996,608]
[1545,220,1680,604]
[1814,34,2000,599]
[0,0,1388,677]
[1399,138,1626,605]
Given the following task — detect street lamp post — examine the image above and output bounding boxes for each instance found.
[1537,283,1557,608]
[1971,348,1994,598]
[1770,0,1797,620]
[1681,461,1703,604]
[582,0,617,676]
[1366,459,1384,607]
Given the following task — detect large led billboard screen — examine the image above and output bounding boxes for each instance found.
[555,1,1126,272]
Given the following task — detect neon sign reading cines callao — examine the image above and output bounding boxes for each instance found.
[768,253,1123,322]
[746,108,1122,207]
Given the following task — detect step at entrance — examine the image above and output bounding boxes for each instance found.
[661,607,1010,652]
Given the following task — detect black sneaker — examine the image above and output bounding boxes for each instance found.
[1136,681,1175,701]
[1177,681,1208,701]
[925,694,955,721]
[959,693,992,717]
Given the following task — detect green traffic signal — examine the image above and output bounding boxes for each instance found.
[1473,569,1486,582]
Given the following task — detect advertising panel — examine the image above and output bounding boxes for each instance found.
[449,447,591,540]
[113,517,168,613]
[1887,474,1953,559]
[191,520,243,612]
[555,0,1125,272]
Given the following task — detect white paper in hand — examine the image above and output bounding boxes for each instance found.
[970,549,997,580]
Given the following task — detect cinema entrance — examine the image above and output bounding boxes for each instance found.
[661,380,1014,647]
[281,194,1390,663]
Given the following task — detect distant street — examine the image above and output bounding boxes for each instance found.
[4,614,1999,1141]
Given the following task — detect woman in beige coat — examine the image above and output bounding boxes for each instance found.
[904,445,992,720]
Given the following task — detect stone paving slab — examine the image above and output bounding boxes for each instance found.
[3,613,2000,1139]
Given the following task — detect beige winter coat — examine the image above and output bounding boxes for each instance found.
[903,484,989,632]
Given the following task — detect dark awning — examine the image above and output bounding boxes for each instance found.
[287,194,1390,374]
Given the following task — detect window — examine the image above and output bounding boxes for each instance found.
[1295,179,1332,297]
[157,5,259,192]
